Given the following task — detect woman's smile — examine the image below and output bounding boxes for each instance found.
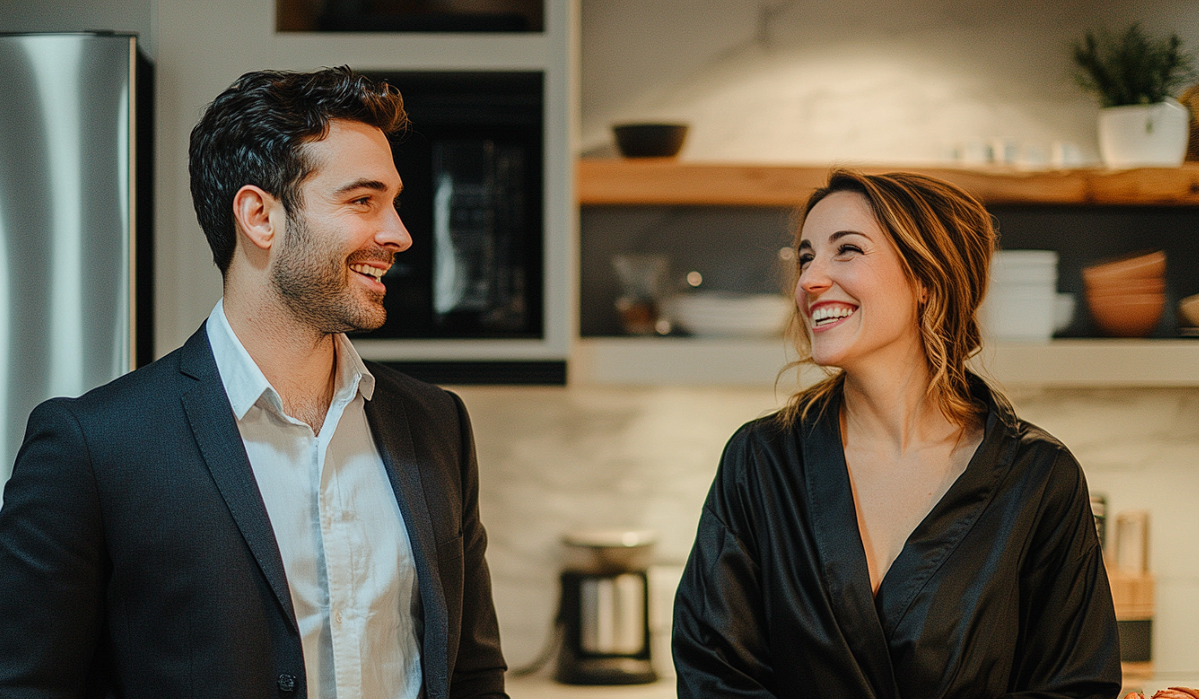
[808,301,858,330]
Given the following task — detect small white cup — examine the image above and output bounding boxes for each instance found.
[1051,141,1083,168]
[1054,292,1077,333]
[959,139,991,165]
[990,138,1018,165]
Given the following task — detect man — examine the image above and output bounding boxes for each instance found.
[0,67,507,699]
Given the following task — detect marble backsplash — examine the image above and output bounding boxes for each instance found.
[454,383,1199,675]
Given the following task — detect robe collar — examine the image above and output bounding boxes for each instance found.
[801,374,1019,699]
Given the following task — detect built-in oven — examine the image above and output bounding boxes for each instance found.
[351,70,558,383]
[360,70,543,339]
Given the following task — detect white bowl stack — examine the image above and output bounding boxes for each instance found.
[980,250,1059,342]
[666,291,794,338]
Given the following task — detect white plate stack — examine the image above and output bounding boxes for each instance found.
[980,250,1059,342]
[666,292,794,338]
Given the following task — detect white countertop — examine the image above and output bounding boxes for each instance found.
[505,672,1199,698]
[505,673,675,698]
[1127,676,1199,696]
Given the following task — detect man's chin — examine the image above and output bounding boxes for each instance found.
[318,300,387,335]
[353,313,387,333]
[345,301,388,334]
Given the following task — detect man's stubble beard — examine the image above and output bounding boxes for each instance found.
[270,212,390,335]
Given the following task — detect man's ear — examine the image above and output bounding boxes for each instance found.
[231,185,282,251]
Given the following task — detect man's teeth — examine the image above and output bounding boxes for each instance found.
[350,263,385,280]
[811,305,855,326]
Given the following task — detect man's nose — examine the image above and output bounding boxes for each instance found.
[378,206,412,252]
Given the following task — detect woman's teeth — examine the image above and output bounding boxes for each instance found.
[811,305,855,326]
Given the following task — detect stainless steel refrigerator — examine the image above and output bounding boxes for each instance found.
[0,32,153,498]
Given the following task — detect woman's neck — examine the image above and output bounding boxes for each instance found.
[840,362,961,456]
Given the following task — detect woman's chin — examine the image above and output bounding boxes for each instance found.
[809,343,847,369]
[810,354,846,371]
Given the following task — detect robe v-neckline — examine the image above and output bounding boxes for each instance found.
[802,390,1015,698]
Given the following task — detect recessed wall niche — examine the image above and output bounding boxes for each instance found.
[276,0,544,33]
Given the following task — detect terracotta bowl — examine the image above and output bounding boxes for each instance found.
[1087,292,1165,337]
[1180,293,1199,327]
[1085,277,1166,297]
[1082,250,1166,286]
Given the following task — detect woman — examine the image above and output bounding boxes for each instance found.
[672,170,1121,698]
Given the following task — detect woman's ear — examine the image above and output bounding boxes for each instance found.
[231,185,282,251]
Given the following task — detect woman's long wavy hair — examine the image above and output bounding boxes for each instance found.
[778,169,997,429]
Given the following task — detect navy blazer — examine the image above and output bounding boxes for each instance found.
[0,326,507,699]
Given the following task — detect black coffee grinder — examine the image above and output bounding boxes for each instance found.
[555,529,658,685]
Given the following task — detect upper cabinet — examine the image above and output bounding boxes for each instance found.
[146,0,578,378]
[266,1,579,383]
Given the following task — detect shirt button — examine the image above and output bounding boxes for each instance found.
[335,609,343,624]
[277,673,297,693]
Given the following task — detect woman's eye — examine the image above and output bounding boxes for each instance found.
[797,253,814,269]
[837,244,863,256]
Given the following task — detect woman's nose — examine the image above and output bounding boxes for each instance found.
[798,259,830,297]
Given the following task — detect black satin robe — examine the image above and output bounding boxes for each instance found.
[673,381,1121,699]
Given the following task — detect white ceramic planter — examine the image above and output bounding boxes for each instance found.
[1097,98,1190,167]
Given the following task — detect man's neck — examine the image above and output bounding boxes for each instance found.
[223,288,339,434]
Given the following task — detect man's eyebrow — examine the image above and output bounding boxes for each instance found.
[335,179,401,196]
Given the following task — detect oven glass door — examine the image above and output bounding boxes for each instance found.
[359,71,544,340]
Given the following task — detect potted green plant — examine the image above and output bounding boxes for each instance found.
[1071,23,1195,167]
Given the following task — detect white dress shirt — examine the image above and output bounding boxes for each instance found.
[206,300,422,699]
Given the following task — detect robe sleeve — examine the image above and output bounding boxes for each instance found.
[1003,447,1122,699]
[673,428,778,699]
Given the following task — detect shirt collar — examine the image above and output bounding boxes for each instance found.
[334,330,376,402]
[205,299,375,421]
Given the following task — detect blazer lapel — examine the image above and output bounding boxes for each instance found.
[363,384,448,693]
[803,398,901,699]
[176,326,298,632]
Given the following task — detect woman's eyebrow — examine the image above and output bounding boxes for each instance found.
[799,230,867,249]
[799,226,873,252]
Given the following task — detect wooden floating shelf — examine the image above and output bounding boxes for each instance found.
[572,337,1199,387]
[577,159,1199,207]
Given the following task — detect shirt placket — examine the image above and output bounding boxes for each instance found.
[318,394,363,699]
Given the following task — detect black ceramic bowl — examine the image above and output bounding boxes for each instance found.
[612,123,689,158]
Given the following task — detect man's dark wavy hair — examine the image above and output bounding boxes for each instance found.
[188,66,408,274]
